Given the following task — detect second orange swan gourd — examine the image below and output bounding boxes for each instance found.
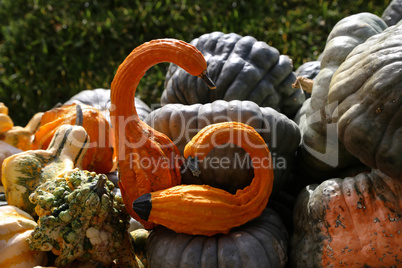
[133,121,274,236]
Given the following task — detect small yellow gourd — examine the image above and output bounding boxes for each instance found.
[0,103,9,114]
[0,102,43,151]
[1,112,43,151]
[0,205,47,268]
[0,102,14,133]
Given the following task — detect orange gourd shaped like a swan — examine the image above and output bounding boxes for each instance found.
[132,121,274,236]
[110,39,215,228]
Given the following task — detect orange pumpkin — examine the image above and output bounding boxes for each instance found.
[32,103,115,174]
[291,169,402,267]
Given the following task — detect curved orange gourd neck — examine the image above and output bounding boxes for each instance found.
[110,39,207,121]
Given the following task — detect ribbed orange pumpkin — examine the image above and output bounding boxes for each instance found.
[32,103,115,174]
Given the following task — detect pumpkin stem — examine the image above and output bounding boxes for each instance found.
[75,104,83,126]
[184,156,201,177]
[90,174,108,197]
[292,76,313,93]
[198,70,216,90]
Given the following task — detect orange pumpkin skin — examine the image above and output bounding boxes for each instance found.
[110,39,214,228]
[291,169,402,267]
[32,103,115,174]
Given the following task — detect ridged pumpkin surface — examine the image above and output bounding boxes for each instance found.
[146,208,288,268]
[296,13,387,181]
[32,103,114,174]
[328,20,402,180]
[161,31,305,118]
[291,169,402,267]
[0,102,13,133]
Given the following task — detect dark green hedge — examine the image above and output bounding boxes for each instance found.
[0,0,389,125]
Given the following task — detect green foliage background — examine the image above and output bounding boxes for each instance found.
[0,0,390,125]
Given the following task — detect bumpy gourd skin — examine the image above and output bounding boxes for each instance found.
[133,122,274,236]
[110,39,214,229]
[27,169,130,267]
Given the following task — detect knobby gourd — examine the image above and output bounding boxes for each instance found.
[1,107,89,216]
[296,13,387,181]
[0,205,47,268]
[32,103,115,174]
[162,31,305,118]
[27,169,131,267]
[290,169,402,267]
[328,20,402,180]
[110,39,215,228]
[146,207,288,268]
[144,99,300,196]
[132,121,274,236]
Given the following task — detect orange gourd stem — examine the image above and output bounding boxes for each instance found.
[133,122,274,236]
[110,39,215,228]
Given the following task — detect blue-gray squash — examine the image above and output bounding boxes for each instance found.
[161,32,305,118]
[144,99,300,196]
[328,20,402,180]
[146,207,288,268]
[296,13,387,181]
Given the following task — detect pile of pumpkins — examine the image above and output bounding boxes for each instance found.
[0,6,401,268]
